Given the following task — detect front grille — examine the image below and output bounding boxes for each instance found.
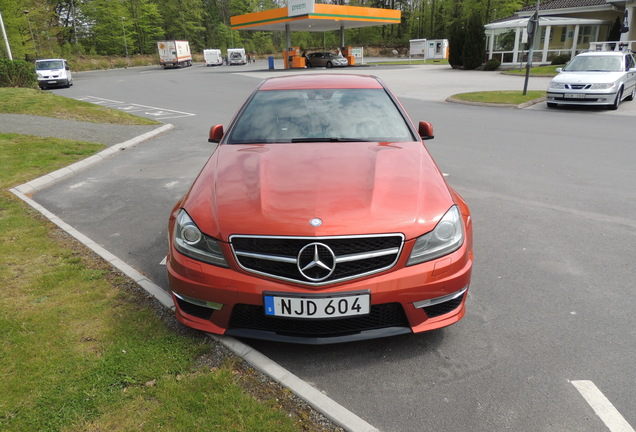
[231,234,404,286]
[567,84,590,90]
[229,303,409,337]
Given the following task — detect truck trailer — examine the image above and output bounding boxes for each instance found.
[157,40,192,68]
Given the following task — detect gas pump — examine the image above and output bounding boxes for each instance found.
[283,46,306,69]
[341,46,355,66]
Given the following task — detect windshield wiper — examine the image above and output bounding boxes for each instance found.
[291,137,373,142]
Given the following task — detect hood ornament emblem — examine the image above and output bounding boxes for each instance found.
[309,218,322,227]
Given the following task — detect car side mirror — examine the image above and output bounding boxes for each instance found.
[65,65,69,70]
[208,124,224,143]
[556,67,563,73]
[418,121,434,141]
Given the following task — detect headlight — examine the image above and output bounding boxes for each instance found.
[590,82,614,90]
[549,82,566,89]
[407,205,464,266]
[173,209,228,267]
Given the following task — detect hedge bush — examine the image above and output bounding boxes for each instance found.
[0,59,38,88]
[550,54,570,65]
[484,58,501,71]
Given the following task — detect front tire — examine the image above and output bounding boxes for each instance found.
[609,88,622,110]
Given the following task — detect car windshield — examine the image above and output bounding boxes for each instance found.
[564,55,622,72]
[36,60,64,70]
[227,88,416,144]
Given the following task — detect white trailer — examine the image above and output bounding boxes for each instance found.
[157,40,192,68]
[204,49,223,66]
[227,48,247,65]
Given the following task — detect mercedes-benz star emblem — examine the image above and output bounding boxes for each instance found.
[297,243,336,282]
[309,218,322,227]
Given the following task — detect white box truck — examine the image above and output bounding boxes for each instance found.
[227,48,247,65]
[157,40,192,68]
[204,49,223,66]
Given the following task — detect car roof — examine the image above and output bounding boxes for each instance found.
[258,74,384,90]
[36,58,66,62]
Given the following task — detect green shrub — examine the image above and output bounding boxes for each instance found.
[550,54,570,65]
[0,59,38,88]
[484,58,501,71]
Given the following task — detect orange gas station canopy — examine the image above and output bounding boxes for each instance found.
[230,2,401,32]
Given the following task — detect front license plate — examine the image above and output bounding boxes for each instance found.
[564,93,586,99]
[264,293,370,319]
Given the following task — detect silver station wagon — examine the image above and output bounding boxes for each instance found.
[546,50,636,110]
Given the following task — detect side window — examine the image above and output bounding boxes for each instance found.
[628,55,636,70]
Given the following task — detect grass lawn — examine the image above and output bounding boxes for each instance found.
[0,88,159,125]
[502,64,562,77]
[449,90,546,105]
[366,59,449,65]
[0,90,337,431]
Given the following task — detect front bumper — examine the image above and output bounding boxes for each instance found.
[167,231,473,344]
[38,78,68,88]
[546,90,617,106]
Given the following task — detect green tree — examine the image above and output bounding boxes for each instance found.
[154,0,206,50]
[123,0,165,54]
[81,0,129,55]
[447,17,463,68]
[0,0,60,60]
[461,10,484,70]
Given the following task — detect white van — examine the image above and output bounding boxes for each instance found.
[204,49,223,66]
[35,58,73,89]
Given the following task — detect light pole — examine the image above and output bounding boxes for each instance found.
[23,10,38,59]
[523,0,541,95]
[121,17,129,61]
[0,10,13,60]
[416,17,420,39]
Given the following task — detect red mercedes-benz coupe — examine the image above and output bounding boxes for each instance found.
[167,74,473,344]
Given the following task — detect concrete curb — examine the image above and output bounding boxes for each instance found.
[212,334,380,432]
[446,96,547,109]
[8,121,378,432]
[12,123,174,196]
[8,188,175,309]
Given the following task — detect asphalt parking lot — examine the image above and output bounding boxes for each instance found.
[9,60,636,432]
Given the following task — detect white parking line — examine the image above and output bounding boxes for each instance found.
[77,96,196,120]
[572,380,635,432]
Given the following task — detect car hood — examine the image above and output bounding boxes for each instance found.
[181,142,454,241]
[552,71,625,84]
